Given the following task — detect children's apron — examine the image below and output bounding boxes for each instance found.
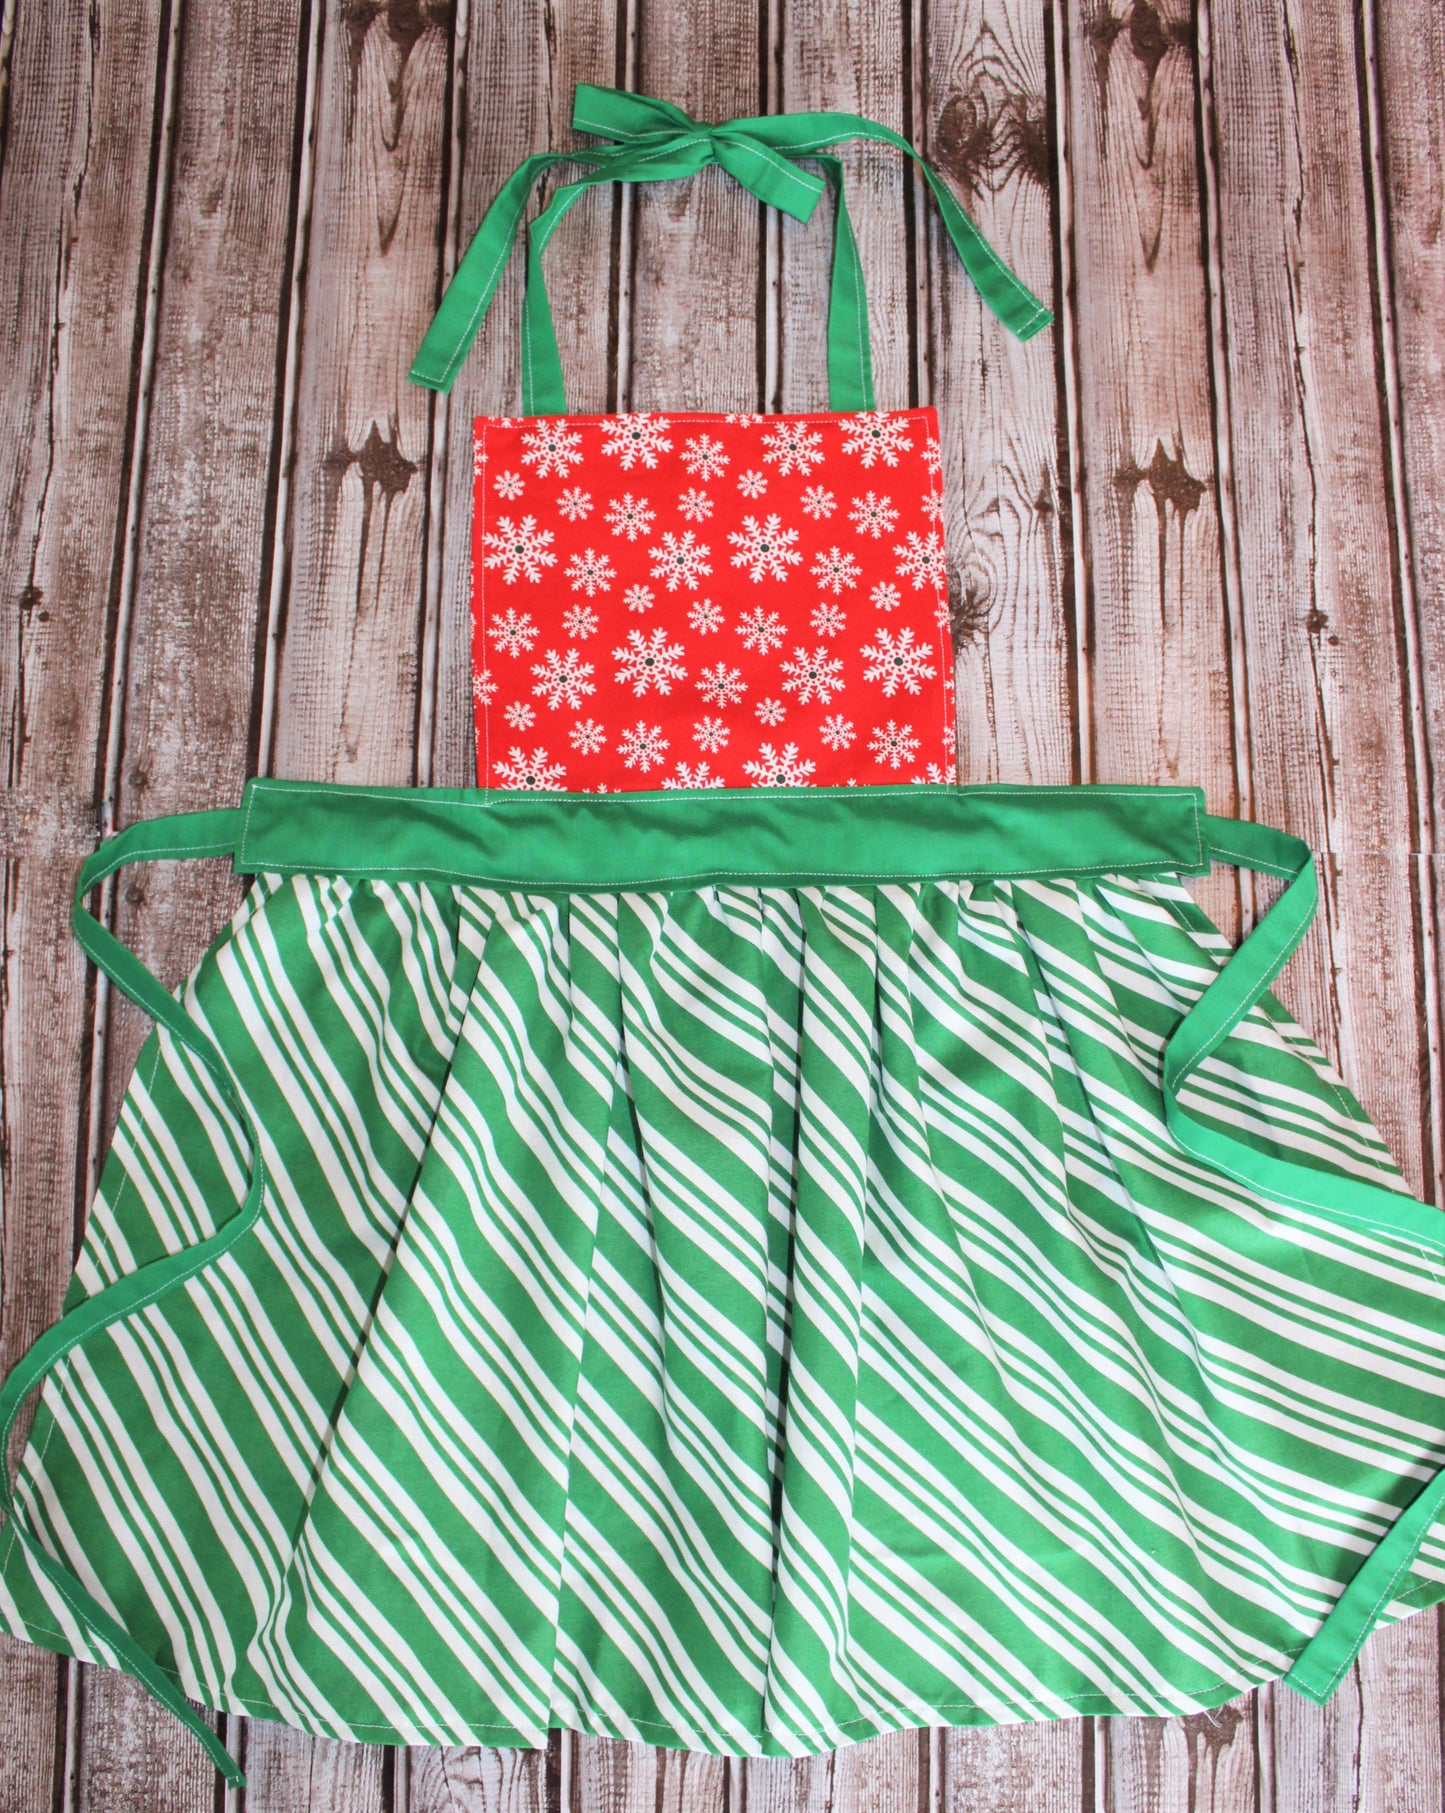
[3,85,1445,1795]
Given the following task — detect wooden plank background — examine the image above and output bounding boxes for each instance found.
[1,0,1442,1805]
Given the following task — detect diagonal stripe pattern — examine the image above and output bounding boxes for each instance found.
[3,863,1445,1755]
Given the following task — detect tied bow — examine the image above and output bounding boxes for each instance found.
[409,83,1052,410]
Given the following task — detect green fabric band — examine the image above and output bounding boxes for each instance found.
[0,783,1438,1780]
[408,82,1053,408]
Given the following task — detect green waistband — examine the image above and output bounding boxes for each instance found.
[0,778,1437,1786]
[232,778,1209,890]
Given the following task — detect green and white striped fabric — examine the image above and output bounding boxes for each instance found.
[2,781,1445,1787]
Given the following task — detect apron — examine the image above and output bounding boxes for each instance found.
[3,85,1444,1794]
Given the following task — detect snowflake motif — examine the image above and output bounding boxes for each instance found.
[737,469,768,499]
[563,604,598,639]
[841,411,914,469]
[617,722,670,772]
[871,581,902,613]
[811,602,847,638]
[600,413,672,469]
[737,605,786,654]
[821,714,856,750]
[678,487,714,522]
[570,717,606,756]
[743,742,816,787]
[762,420,825,476]
[494,469,525,499]
[689,598,724,635]
[493,746,567,790]
[696,663,747,708]
[605,493,657,541]
[915,761,953,784]
[482,515,557,583]
[504,701,536,729]
[613,628,688,696]
[557,486,593,522]
[625,584,655,613]
[473,668,498,704]
[895,531,947,590]
[869,720,922,769]
[694,715,731,752]
[724,412,766,427]
[923,437,943,473]
[473,441,487,477]
[566,548,616,596]
[649,530,713,591]
[520,421,584,478]
[801,485,837,520]
[729,515,802,583]
[848,492,899,538]
[682,434,730,481]
[812,546,863,594]
[489,607,539,657]
[661,762,725,790]
[922,490,944,522]
[531,647,597,711]
[862,627,938,697]
[756,697,787,726]
[780,645,845,707]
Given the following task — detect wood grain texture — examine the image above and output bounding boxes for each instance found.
[0,0,167,1805]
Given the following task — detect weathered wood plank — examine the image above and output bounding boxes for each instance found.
[935,1717,1083,1811]
[266,0,453,788]
[0,0,166,1805]
[927,0,1072,788]
[568,1733,728,1810]
[740,1730,924,1812]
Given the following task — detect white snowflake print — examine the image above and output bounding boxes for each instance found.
[600,412,673,470]
[520,420,584,478]
[613,627,688,696]
[649,530,713,592]
[678,486,714,522]
[821,714,855,750]
[756,697,787,726]
[661,762,725,790]
[696,663,747,708]
[694,715,730,752]
[895,530,947,590]
[922,490,943,522]
[482,515,557,583]
[557,486,593,522]
[563,603,598,639]
[473,440,487,477]
[762,420,825,476]
[682,434,730,481]
[473,668,498,704]
[848,492,899,538]
[780,645,845,707]
[737,469,768,498]
[493,746,567,789]
[725,412,766,427]
[504,701,536,730]
[625,584,655,613]
[617,722,670,772]
[570,717,606,756]
[489,607,538,657]
[871,581,902,613]
[841,411,914,468]
[801,485,836,520]
[869,720,921,769]
[604,492,656,541]
[811,602,846,638]
[923,436,943,473]
[737,605,785,654]
[729,515,802,583]
[811,546,863,595]
[914,761,953,784]
[566,548,616,596]
[743,742,816,787]
[689,598,724,635]
[862,627,938,697]
[494,469,524,499]
[531,647,597,711]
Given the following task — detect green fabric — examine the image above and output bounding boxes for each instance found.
[1,782,1443,1788]
[408,83,1052,408]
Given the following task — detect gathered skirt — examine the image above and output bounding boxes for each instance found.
[3,779,1445,1789]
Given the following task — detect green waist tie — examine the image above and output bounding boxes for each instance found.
[0,780,1439,1785]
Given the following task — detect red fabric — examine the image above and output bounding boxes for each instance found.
[469,407,957,790]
